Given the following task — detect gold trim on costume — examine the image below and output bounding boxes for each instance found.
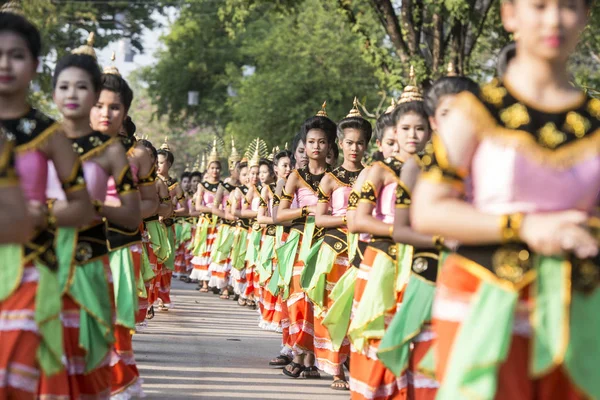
[14,123,59,153]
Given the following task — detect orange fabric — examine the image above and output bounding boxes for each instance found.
[174,241,187,274]
[433,256,584,400]
[157,267,172,305]
[407,332,437,400]
[145,242,160,306]
[110,325,139,396]
[243,262,255,299]
[287,260,314,355]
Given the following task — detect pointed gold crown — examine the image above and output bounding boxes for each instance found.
[346,96,362,118]
[207,137,220,164]
[284,142,288,150]
[316,101,328,117]
[72,32,97,59]
[160,136,170,151]
[193,155,200,171]
[385,97,397,114]
[228,136,241,163]
[103,51,121,76]
[199,153,207,173]
[446,61,457,77]
[245,138,268,168]
[185,162,191,172]
[1,0,24,15]
[268,146,279,161]
[398,65,423,104]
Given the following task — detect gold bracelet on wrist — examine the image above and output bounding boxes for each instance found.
[302,206,308,217]
[388,224,394,238]
[433,235,445,251]
[501,213,524,243]
[93,200,104,215]
[342,215,347,225]
[46,200,57,229]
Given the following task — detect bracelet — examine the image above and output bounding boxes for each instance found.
[302,206,308,217]
[501,213,524,243]
[342,215,347,225]
[92,200,104,215]
[46,200,57,229]
[388,224,394,238]
[433,235,445,251]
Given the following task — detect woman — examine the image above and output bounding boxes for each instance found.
[190,141,222,292]
[412,1,600,398]
[0,12,94,398]
[348,76,431,400]
[311,99,372,390]
[276,104,336,379]
[229,161,251,300]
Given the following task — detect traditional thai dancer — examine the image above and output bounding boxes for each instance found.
[0,10,95,398]
[229,161,251,301]
[174,170,192,279]
[276,103,336,379]
[309,98,372,390]
[412,0,600,398]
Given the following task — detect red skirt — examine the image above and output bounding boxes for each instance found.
[287,260,314,356]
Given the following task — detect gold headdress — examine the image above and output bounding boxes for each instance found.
[398,65,423,104]
[103,52,121,76]
[268,146,279,162]
[245,138,269,168]
[207,137,220,164]
[385,97,397,114]
[446,61,457,77]
[72,32,97,59]
[228,136,241,164]
[284,142,288,151]
[1,1,24,15]
[199,153,207,173]
[193,156,200,171]
[346,96,362,118]
[185,162,191,172]
[316,101,328,117]
[160,136,170,151]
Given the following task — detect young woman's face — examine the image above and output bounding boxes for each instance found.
[377,127,399,159]
[294,140,308,168]
[502,0,588,63]
[340,128,366,164]
[248,166,259,185]
[396,111,430,156]
[181,176,190,192]
[430,95,456,132]
[305,129,329,162]
[0,32,37,97]
[239,167,249,185]
[276,157,291,180]
[53,67,97,121]
[157,154,170,176]
[190,176,201,191]
[258,164,272,184]
[208,161,221,180]
[90,90,126,137]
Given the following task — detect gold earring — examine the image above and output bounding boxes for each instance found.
[513,31,520,41]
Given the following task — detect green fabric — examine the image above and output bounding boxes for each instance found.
[347,232,358,264]
[68,259,113,372]
[437,280,517,400]
[146,220,171,263]
[564,287,600,398]
[109,248,137,330]
[174,223,183,245]
[299,237,324,291]
[191,218,208,255]
[275,230,301,296]
[418,344,437,379]
[140,243,155,282]
[214,225,235,264]
[322,267,358,351]
[245,228,262,266]
[276,225,284,246]
[231,228,248,271]
[348,251,396,352]
[305,242,337,314]
[257,235,275,284]
[298,217,316,265]
[175,221,192,247]
[164,226,176,271]
[395,244,414,292]
[34,262,63,375]
[0,244,23,301]
[267,260,281,296]
[378,274,436,376]
[531,256,569,377]
[54,227,77,293]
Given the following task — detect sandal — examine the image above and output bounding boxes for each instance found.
[232,294,239,302]
[146,306,155,320]
[211,287,220,295]
[200,287,209,293]
[246,300,256,310]
[269,355,292,367]
[220,293,230,300]
[238,298,246,306]
[282,362,305,378]
[331,379,349,391]
[301,366,321,379]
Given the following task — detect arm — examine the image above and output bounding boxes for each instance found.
[275,172,309,223]
[172,184,189,217]
[1,185,34,243]
[45,131,94,227]
[352,164,393,237]
[392,157,436,247]
[315,174,344,228]
[240,186,258,219]
[346,167,369,233]
[132,147,159,219]
[271,178,285,222]
[99,142,142,229]
[156,179,172,218]
[211,185,226,219]
[256,186,273,225]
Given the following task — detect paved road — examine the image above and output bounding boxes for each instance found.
[133,279,349,399]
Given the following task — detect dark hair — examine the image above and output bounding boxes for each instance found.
[100,73,134,113]
[190,171,202,179]
[52,54,102,93]
[238,161,248,171]
[258,158,275,178]
[123,116,136,138]
[337,116,373,144]
[0,12,41,58]
[329,143,339,162]
[496,42,516,79]
[138,139,157,160]
[375,112,395,141]
[157,149,174,165]
[392,101,429,128]
[275,150,292,165]
[290,131,304,167]
[424,76,480,117]
[180,171,191,181]
[300,116,337,146]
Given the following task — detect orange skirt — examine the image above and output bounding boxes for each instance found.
[174,241,188,274]
[110,325,141,398]
[287,260,314,356]
[157,265,172,306]
[349,247,407,400]
[432,255,584,400]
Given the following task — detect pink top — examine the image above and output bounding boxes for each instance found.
[105,162,138,203]
[296,187,318,210]
[202,190,216,207]
[251,195,261,212]
[16,151,48,203]
[47,161,109,203]
[331,186,353,217]
[471,142,600,214]
[374,183,397,224]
